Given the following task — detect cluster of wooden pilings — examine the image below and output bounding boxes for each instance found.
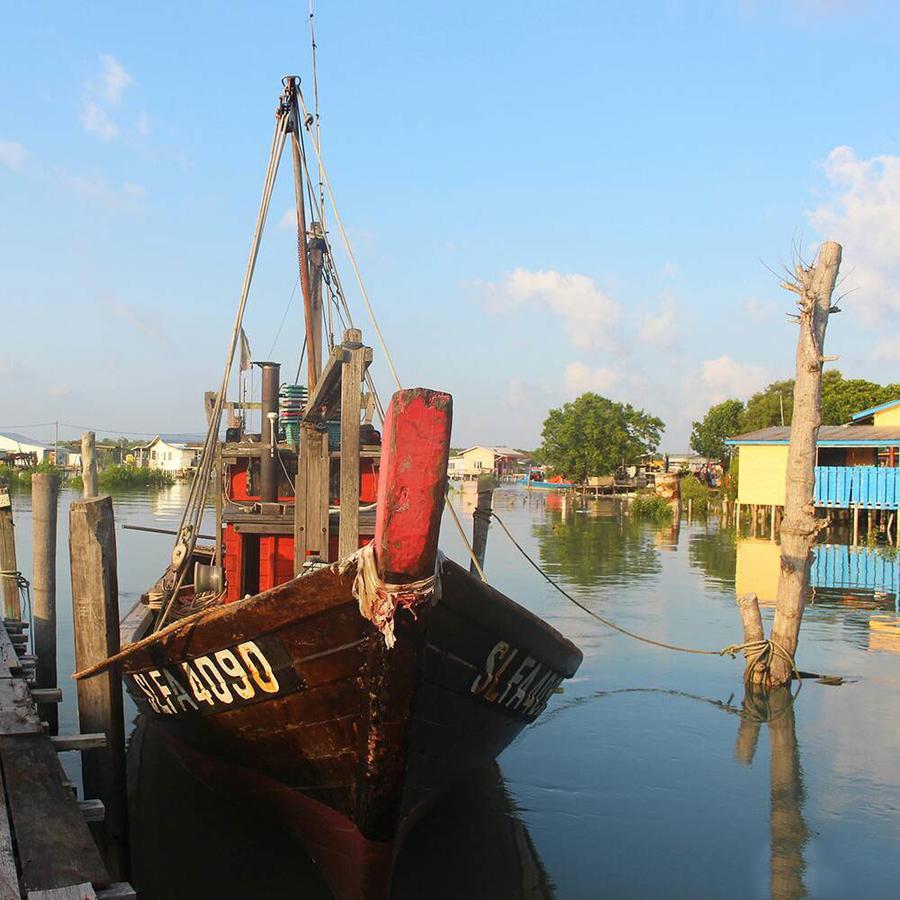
[727,501,897,545]
[0,431,134,898]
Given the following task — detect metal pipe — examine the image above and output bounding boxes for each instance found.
[258,361,281,502]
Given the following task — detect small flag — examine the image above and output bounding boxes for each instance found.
[239,329,252,371]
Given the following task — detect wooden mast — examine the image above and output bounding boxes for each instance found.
[288,80,319,390]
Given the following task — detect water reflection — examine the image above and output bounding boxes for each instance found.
[128,716,554,900]
[734,688,808,900]
[532,502,662,588]
[689,528,738,587]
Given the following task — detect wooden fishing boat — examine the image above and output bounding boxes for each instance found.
[81,78,581,900]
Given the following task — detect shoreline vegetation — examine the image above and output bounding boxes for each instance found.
[0,463,174,491]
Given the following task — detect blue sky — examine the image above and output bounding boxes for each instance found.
[2,0,899,451]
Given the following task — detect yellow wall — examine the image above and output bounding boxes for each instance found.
[873,403,900,426]
[736,444,789,506]
[735,539,781,606]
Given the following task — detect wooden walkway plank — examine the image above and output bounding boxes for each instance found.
[26,886,95,900]
[0,751,21,900]
[0,734,108,893]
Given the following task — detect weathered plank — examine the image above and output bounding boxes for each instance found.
[0,734,108,893]
[0,491,19,621]
[294,428,331,573]
[32,474,59,735]
[0,629,20,678]
[0,678,42,735]
[49,734,106,752]
[95,885,135,900]
[26,885,95,900]
[68,498,127,879]
[338,329,365,560]
[77,800,104,824]
[0,742,20,900]
[29,689,62,705]
[80,433,98,500]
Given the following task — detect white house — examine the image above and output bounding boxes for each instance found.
[132,436,202,476]
[0,432,51,463]
[447,446,528,480]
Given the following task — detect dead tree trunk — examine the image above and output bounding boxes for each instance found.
[743,241,842,686]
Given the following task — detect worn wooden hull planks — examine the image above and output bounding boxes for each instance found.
[121,558,581,900]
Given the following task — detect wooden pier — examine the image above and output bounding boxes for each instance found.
[0,619,133,899]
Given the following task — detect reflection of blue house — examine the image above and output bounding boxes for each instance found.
[812,544,899,611]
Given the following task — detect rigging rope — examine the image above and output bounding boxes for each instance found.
[489,511,800,684]
[294,89,403,391]
[158,106,290,631]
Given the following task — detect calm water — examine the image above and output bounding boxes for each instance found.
[8,484,900,899]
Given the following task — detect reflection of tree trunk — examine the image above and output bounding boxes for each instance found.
[767,688,808,900]
[733,686,808,900]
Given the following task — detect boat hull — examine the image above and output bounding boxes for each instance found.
[122,558,581,899]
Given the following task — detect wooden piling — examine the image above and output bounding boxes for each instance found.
[81,432,98,499]
[0,488,18,620]
[338,329,365,560]
[69,496,128,879]
[470,472,494,577]
[32,472,59,735]
[852,505,859,546]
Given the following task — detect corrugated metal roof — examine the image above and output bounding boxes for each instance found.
[727,425,900,445]
[0,432,50,448]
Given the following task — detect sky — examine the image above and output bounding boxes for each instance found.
[2,0,899,452]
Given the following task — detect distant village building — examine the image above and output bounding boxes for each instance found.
[132,435,203,477]
[0,432,79,467]
[447,446,528,480]
[726,398,900,511]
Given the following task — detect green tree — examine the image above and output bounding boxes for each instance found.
[689,399,744,467]
[741,378,796,431]
[821,376,900,424]
[739,371,900,430]
[539,393,664,482]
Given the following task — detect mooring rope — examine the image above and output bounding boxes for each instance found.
[489,511,800,683]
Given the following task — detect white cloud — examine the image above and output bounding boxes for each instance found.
[104,298,160,339]
[638,297,676,350]
[0,141,27,171]
[279,207,296,231]
[743,297,777,321]
[808,145,900,319]
[873,335,900,363]
[80,55,133,141]
[700,355,767,403]
[563,362,622,395]
[660,261,680,279]
[64,172,146,210]
[483,268,621,350]
[80,102,120,141]
[98,54,132,105]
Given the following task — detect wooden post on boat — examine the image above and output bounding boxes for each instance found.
[0,485,19,620]
[32,472,59,734]
[69,495,128,878]
[295,427,330,570]
[338,329,365,559]
[374,389,452,583]
[471,472,494,576]
[81,431,98,499]
[308,221,326,371]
